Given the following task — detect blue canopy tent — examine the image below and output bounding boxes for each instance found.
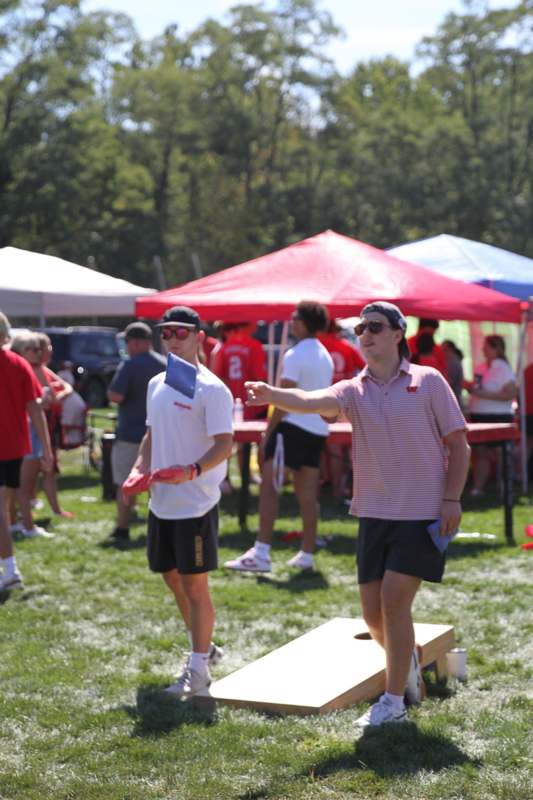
[389,234,533,492]
[388,234,533,300]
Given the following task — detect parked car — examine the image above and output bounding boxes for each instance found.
[44,326,122,408]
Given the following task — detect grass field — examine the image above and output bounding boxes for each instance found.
[1,449,532,800]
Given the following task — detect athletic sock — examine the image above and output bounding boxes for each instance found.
[1,556,17,576]
[189,652,210,674]
[384,692,405,711]
[187,631,216,655]
[254,541,271,559]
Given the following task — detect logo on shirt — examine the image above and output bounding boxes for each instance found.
[406,386,418,393]
[173,400,192,410]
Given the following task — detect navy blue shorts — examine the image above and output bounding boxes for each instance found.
[357,518,446,584]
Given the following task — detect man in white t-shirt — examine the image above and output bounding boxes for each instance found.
[225,301,333,573]
[132,306,233,699]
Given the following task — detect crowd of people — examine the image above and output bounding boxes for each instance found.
[0,302,520,726]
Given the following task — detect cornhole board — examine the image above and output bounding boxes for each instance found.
[195,617,454,715]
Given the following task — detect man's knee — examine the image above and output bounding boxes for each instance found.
[162,569,184,595]
[181,574,210,603]
[362,604,382,632]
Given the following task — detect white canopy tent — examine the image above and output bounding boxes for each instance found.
[0,247,155,323]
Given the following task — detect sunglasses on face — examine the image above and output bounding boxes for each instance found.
[25,345,42,353]
[354,320,393,336]
[161,326,195,341]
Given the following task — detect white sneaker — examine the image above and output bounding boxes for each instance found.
[356,695,408,728]
[164,666,211,699]
[208,643,224,667]
[22,526,55,539]
[224,548,271,573]
[0,571,24,591]
[31,498,45,510]
[286,550,314,570]
[405,645,426,705]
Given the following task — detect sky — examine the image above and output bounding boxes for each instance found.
[83,0,519,73]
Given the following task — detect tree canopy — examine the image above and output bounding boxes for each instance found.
[1,0,531,288]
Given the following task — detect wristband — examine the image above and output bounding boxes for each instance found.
[193,462,202,478]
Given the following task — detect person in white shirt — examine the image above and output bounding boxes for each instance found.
[225,301,333,573]
[132,306,233,699]
[465,334,516,496]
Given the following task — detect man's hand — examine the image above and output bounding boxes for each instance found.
[151,465,196,484]
[440,499,461,536]
[122,466,152,498]
[245,381,273,406]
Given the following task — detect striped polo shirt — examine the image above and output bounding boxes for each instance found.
[327,359,466,521]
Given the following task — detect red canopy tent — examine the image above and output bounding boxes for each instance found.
[136,230,521,323]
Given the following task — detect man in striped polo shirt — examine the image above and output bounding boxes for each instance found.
[244,301,470,727]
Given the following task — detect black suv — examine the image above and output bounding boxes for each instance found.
[44,327,122,408]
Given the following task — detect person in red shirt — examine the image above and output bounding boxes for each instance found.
[408,319,447,378]
[410,333,447,377]
[318,321,366,383]
[318,322,365,498]
[212,323,267,490]
[211,323,267,418]
[0,313,53,591]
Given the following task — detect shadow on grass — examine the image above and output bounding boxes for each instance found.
[256,569,330,593]
[98,534,148,551]
[123,683,216,737]
[239,723,479,798]
[314,722,478,779]
[445,540,507,560]
[57,472,101,491]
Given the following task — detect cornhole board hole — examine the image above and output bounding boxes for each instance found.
[195,617,454,715]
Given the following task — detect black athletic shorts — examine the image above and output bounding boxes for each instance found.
[357,518,446,584]
[147,506,219,574]
[0,459,23,489]
[264,421,326,470]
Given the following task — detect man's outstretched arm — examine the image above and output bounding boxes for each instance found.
[245,381,340,418]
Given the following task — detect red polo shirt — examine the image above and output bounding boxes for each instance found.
[0,348,42,460]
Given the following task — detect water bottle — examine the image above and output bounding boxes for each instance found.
[233,397,244,423]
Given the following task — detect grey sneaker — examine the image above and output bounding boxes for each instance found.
[208,643,224,667]
[0,571,24,591]
[405,644,426,705]
[356,695,408,728]
[164,666,211,699]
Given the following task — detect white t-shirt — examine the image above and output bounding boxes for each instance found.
[469,358,515,415]
[146,365,233,519]
[282,338,333,436]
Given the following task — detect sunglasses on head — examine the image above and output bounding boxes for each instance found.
[354,320,393,336]
[161,326,195,341]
